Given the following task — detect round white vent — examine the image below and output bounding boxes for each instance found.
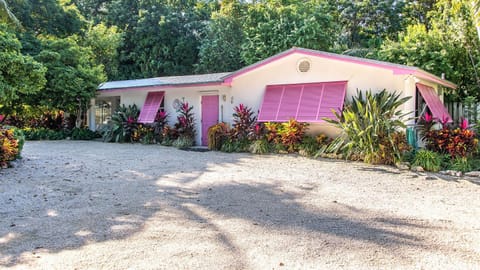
[297,58,311,73]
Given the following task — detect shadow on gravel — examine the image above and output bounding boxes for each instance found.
[0,141,460,267]
[358,166,402,175]
[178,183,426,247]
[0,141,246,267]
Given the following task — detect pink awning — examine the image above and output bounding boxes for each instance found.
[258,81,347,122]
[416,83,452,122]
[138,91,165,123]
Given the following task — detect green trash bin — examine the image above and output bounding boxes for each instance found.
[406,127,417,149]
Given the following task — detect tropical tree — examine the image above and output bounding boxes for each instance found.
[196,0,245,73]
[379,0,480,100]
[0,24,46,120]
[7,0,85,37]
[241,0,336,64]
[82,23,123,80]
[0,0,20,26]
[30,36,105,126]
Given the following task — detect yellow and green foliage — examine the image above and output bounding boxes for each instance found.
[208,123,229,151]
[0,126,21,168]
[265,119,308,153]
[323,89,411,165]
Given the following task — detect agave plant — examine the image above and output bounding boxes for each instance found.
[321,89,411,164]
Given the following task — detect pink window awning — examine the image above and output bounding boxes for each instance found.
[416,83,452,122]
[258,81,347,122]
[138,91,165,123]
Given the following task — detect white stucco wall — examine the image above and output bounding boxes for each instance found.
[227,52,410,136]
[97,85,229,145]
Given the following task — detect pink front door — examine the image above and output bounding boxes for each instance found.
[201,95,219,146]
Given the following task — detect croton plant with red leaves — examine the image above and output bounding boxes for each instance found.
[423,115,478,158]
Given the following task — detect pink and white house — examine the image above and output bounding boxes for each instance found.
[91,47,456,146]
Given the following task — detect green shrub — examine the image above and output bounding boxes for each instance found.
[172,135,195,149]
[401,149,416,163]
[298,136,319,157]
[23,128,66,140]
[323,89,411,165]
[71,127,97,140]
[220,138,250,153]
[220,138,236,153]
[448,157,473,173]
[249,138,271,154]
[412,150,442,172]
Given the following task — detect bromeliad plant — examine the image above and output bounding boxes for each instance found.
[322,89,411,165]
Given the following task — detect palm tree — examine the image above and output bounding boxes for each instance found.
[0,0,21,26]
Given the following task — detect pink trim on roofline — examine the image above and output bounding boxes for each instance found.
[413,70,457,89]
[99,82,224,93]
[222,47,456,89]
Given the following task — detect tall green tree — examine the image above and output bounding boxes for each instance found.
[82,23,122,79]
[107,0,210,79]
[196,0,245,73]
[31,36,105,121]
[379,0,480,100]
[8,0,85,37]
[0,24,46,119]
[334,0,406,51]
[241,0,336,64]
[0,0,20,26]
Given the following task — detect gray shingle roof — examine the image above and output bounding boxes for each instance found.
[98,72,231,90]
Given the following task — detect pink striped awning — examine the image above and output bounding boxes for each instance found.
[138,91,165,123]
[258,81,347,122]
[416,83,452,122]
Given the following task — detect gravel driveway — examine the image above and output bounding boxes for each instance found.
[0,141,479,269]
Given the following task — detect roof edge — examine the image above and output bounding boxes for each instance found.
[98,81,225,93]
[222,47,457,89]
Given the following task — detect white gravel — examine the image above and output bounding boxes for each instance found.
[0,140,479,269]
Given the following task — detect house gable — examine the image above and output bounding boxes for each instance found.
[222,47,456,89]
